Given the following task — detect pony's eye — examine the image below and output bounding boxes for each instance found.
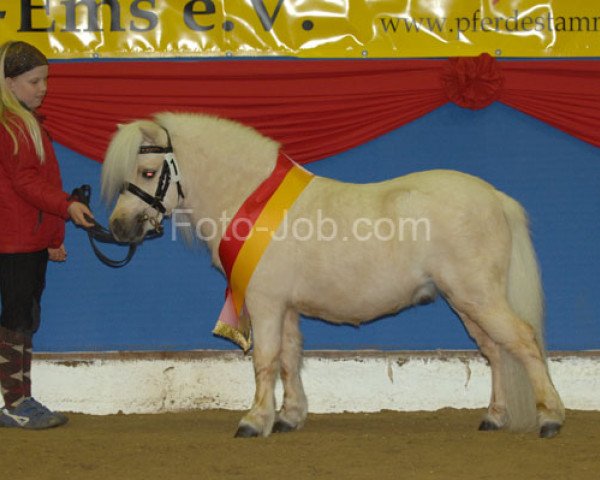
[142,170,157,179]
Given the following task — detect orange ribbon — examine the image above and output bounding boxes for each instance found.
[213,153,314,350]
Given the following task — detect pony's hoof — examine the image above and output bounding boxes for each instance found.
[539,422,561,439]
[478,420,500,431]
[272,420,296,434]
[234,424,260,438]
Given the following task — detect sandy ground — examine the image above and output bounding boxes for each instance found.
[1,409,598,480]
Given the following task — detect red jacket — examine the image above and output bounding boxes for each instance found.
[0,115,71,253]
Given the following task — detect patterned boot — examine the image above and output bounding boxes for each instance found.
[0,328,67,429]
[22,335,31,399]
[0,329,26,410]
[22,336,68,425]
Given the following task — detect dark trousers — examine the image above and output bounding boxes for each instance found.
[0,250,48,338]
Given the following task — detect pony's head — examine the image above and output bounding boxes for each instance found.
[101,120,184,243]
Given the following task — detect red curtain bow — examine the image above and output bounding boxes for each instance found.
[442,53,504,110]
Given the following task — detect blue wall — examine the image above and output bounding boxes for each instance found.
[35,102,599,352]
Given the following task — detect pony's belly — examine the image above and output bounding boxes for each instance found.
[297,300,408,325]
[293,281,419,325]
[253,237,431,325]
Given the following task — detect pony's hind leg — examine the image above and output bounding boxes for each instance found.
[234,302,285,438]
[459,299,564,437]
[459,314,508,430]
[273,310,308,433]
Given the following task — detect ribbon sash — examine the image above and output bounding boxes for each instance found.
[213,153,314,350]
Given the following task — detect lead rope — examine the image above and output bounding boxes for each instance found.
[70,185,142,268]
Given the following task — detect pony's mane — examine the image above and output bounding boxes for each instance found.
[154,111,278,164]
[101,119,157,203]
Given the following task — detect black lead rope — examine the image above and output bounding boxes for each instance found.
[87,224,138,268]
[70,185,162,268]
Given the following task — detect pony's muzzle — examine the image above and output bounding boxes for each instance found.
[109,214,148,243]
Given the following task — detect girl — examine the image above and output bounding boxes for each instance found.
[0,41,94,429]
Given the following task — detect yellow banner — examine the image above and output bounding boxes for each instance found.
[0,1,598,59]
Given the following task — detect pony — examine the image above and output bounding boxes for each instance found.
[101,112,565,438]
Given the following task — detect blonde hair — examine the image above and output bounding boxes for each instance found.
[0,41,46,162]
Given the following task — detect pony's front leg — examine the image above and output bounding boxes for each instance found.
[235,304,284,438]
[273,310,307,433]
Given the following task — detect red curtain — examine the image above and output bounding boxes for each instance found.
[40,55,600,163]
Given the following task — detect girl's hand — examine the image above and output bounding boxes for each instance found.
[48,244,67,262]
[67,201,95,228]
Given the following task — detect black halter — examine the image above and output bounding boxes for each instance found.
[126,128,185,215]
[76,127,184,268]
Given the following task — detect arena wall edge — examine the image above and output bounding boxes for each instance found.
[33,350,600,415]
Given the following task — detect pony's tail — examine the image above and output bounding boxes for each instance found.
[498,193,546,432]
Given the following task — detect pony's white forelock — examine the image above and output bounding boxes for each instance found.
[101,120,156,203]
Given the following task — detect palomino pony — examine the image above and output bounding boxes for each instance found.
[101,112,564,438]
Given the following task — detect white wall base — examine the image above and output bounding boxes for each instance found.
[33,351,600,415]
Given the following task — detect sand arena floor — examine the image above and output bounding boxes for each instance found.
[1,408,599,480]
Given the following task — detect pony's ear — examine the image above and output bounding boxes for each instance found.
[139,122,163,145]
